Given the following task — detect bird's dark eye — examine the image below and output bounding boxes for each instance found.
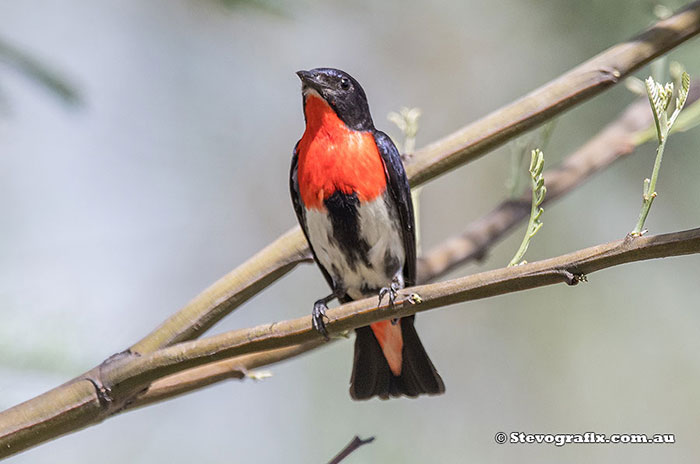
[340,77,350,90]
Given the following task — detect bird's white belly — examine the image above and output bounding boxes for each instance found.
[305,195,405,300]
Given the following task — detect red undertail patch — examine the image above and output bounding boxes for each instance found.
[370,320,403,376]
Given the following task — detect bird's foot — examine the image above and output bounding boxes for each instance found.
[312,299,330,340]
[383,278,403,325]
[378,278,402,309]
[379,279,402,327]
[378,286,396,309]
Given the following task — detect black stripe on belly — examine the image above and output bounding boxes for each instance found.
[324,190,371,270]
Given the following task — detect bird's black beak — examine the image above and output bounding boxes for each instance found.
[296,70,314,82]
[296,70,323,93]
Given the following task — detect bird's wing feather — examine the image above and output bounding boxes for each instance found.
[371,130,416,286]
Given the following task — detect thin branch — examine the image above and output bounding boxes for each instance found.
[129,1,700,355]
[327,436,375,464]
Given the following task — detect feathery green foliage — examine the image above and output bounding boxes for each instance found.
[509,149,546,266]
[630,71,690,236]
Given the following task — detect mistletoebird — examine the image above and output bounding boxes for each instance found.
[290,68,445,399]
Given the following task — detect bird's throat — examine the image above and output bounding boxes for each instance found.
[298,95,386,210]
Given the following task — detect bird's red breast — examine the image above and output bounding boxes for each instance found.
[297,95,387,210]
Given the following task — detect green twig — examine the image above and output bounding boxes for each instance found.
[631,71,690,236]
[509,149,546,266]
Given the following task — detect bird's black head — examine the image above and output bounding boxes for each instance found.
[296,68,374,131]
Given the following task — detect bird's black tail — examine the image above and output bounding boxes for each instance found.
[349,316,445,400]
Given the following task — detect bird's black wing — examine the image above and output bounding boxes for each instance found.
[290,142,336,291]
[372,131,416,287]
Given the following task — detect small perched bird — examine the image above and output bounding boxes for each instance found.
[290,68,445,400]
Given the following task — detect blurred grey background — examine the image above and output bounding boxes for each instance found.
[1,0,699,462]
